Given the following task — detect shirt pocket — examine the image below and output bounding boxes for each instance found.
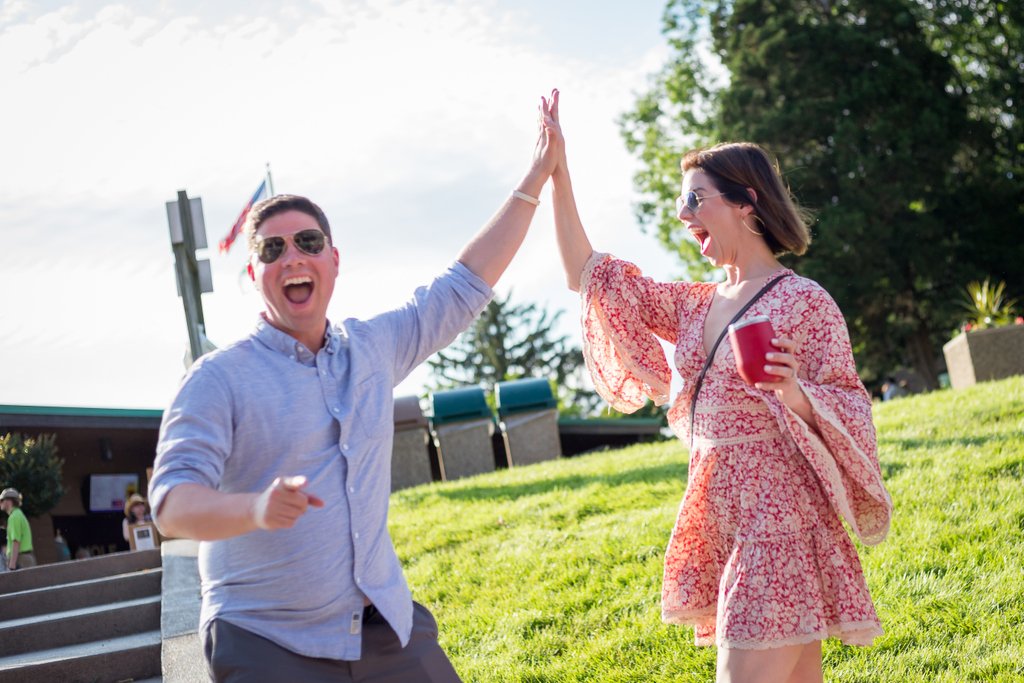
[353,375,393,439]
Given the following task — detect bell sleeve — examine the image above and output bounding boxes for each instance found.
[773,283,893,546]
[579,252,709,414]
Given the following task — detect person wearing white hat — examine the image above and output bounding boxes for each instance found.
[1,488,35,570]
[122,493,151,543]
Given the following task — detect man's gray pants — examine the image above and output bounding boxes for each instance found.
[202,602,462,682]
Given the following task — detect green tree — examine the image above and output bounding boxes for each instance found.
[913,0,1023,180]
[620,0,1024,387]
[0,433,64,518]
[428,292,600,415]
[910,0,1024,316]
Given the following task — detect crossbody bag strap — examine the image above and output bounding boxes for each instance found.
[688,273,791,450]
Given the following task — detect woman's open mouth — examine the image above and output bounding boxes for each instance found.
[689,227,711,255]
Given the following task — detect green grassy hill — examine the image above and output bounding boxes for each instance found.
[389,376,1024,682]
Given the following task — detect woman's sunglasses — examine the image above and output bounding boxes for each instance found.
[254,229,329,264]
[675,191,726,215]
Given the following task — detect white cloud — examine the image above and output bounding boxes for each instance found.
[0,0,681,408]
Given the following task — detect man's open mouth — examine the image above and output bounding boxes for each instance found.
[283,275,314,304]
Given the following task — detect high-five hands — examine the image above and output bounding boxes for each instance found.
[538,89,566,177]
[251,475,325,531]
[532,89,563,178]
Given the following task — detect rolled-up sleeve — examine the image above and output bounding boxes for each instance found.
[366,262,493,384]
[149,360,234,523]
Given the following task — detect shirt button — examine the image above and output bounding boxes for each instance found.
[349,486,355,493]
[342,443,349,450]
[320,370,326,376]
[355,577,362,585]
[333,407,340,413]
[354,532,360,539]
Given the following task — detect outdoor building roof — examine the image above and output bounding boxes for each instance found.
[0,405,164,430]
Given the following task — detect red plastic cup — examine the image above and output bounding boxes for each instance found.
[728,316,779,385]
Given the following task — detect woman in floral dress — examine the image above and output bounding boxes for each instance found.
[541,90,892,682]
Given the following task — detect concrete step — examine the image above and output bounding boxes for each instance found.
[0,568,162,621]
[0,595,161,657]
[0,550,161,595]
[0,630,161,683]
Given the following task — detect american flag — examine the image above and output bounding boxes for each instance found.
[219,179,268,253]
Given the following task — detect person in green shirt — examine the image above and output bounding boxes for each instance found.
[1,488,35,570]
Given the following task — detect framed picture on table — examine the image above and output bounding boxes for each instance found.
[129,522,160,551]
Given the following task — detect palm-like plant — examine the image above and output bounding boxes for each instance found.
[961,279,1019,330]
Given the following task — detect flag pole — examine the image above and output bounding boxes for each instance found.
[265,162,275,197]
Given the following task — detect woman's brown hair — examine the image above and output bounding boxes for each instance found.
[681,142,812,256]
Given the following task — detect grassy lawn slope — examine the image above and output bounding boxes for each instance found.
[389,376,1024,682]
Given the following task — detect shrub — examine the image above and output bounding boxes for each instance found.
[0,433,64,518]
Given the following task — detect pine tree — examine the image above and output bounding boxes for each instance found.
[427,293,599,415]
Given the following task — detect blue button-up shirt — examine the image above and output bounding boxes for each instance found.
[149,262,491,660]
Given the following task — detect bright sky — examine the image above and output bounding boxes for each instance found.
[0,0,685,410]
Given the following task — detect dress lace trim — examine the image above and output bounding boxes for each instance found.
[691,432,779,448]
[701,621,884,650]
[693,402,771,415]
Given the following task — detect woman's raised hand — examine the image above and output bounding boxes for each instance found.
[546,88,593,291]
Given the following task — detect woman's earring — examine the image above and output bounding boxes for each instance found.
[743,214,766,236]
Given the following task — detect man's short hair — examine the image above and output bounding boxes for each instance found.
[243,195,333,253]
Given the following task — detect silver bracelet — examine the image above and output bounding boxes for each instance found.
[511,189,540,206]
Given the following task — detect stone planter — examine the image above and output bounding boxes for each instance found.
[942,325,1024,389]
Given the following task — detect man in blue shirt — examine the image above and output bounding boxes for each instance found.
[150,100,560,681]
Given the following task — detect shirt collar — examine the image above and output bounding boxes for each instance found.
[253,315,343,363]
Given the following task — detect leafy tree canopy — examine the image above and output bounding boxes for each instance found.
[0,433,64,518]
[620,0,1024,386]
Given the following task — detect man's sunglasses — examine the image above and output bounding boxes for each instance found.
[254,229,329,264]
[675,190,727,215]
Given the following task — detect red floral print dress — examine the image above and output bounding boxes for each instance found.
[580,253,892,649]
